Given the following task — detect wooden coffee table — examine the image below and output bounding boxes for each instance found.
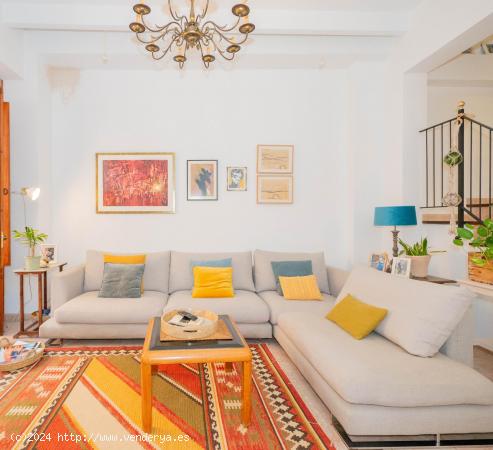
[141,315,252,433]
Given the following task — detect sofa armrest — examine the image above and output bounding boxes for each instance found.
[50,265,85,313]
[327,265,350,297]
[439,305,474,367]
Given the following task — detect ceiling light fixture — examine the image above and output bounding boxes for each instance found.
[129,0,255,68]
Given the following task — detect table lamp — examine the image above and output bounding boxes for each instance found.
[374,206,417,257]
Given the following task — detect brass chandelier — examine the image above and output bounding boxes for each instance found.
[129,0,255,68]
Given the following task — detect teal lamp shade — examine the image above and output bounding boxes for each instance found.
[374,206,417,227]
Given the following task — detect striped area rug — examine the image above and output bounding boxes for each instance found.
[0,344,334,449]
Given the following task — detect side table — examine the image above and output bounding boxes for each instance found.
[14,262,67,338]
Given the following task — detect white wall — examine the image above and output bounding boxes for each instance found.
[4,67,353,313]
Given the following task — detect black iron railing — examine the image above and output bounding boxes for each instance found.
[420,103,493,227]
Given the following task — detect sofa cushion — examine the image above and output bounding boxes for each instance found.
[254,250,330,294]
[327,294,388,340]
[99,263,145,298]
[165,290,270,324]
[278,312,493,407]
[55,290,167,324]
[336,266,473,357]
[85,250,170,294]
[259,290,335,324]
[169,251,255,293]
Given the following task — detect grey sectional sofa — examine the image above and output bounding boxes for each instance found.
[39,249,493,443]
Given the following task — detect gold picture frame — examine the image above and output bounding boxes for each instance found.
[257,175,293,204]
[96,152,176,214]
[257,144,294,174]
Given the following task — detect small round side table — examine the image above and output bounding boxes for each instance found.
[13,262,67,338]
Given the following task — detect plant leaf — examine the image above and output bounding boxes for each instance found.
[472,257,487,266]
[478,226,488,237]
[457,228,473,240]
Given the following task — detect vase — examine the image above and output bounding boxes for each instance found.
[24,256,41,270]
[409,255,431,278]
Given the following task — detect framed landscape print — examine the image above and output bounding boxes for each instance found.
[187,160,218,200]
[257,175,293,204]
[257,145,293,174]
[227,166,247,191]
[96,152,175,214]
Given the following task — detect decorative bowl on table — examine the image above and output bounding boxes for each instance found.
[0,337,44,372]
[161,310,219,340]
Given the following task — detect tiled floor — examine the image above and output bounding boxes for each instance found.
[3,319,493,450]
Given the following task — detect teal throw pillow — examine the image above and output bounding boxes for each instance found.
[191,258,232,271]
[271,260,313,295]
[99,263,145,298]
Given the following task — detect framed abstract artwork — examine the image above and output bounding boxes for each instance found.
[257,145,293,174]
[227,166,247,191]
[187,160,218,200]
[96,152,175,214]
[257,175,293,204]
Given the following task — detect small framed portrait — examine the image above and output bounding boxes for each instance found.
[227,167,247,191]
[391,257,411,278]
[257,145,294,174]
[187,160,218,201]
[40,244,57,266]
[370,252,389,272]
[257,175,293,204]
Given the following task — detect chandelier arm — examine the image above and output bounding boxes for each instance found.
[196,0,210,23]
[201,17,241,33]
[141,15,182,34]
[168,0,187,22]
[209,36,235,61]
[198,40,208,68]
[135,27,178,45]
[210,28,249,46]
[151,33,181,60]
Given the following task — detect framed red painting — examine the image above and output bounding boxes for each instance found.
[96,153,175,214]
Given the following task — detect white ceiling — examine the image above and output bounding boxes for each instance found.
[0,0,422,12]
[0,0,424,72]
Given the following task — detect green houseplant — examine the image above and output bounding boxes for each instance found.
[453,219,493,284]
[398,237,431,278]
[13,226,48,270]
[453,219,493,265]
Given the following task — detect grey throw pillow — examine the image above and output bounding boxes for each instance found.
[99,263,145,298]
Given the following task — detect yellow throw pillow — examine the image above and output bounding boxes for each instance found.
[192,267,235,298]
[104,254,146,293]
[278,275,322,300]
[104,254,146,265]
[326,294,388,340]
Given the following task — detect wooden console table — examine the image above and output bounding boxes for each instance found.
[14,262,67,337]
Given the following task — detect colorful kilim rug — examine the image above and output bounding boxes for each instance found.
[0,344,334,450]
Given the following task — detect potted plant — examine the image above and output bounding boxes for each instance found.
[13,226,48,270]
[453,218,493,284]
[398,237,431,278]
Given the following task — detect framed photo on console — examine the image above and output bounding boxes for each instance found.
[257,145,293,174]
[187,160,218,200]
[96,152,175,214]
[40,244,57,266]
[391,257,411,278]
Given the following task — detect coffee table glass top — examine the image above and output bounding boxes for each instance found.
[149,315,246,351]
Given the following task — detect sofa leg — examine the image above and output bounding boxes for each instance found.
[47,338,64,346]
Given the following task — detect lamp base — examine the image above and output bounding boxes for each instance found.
[391,228,400,258]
